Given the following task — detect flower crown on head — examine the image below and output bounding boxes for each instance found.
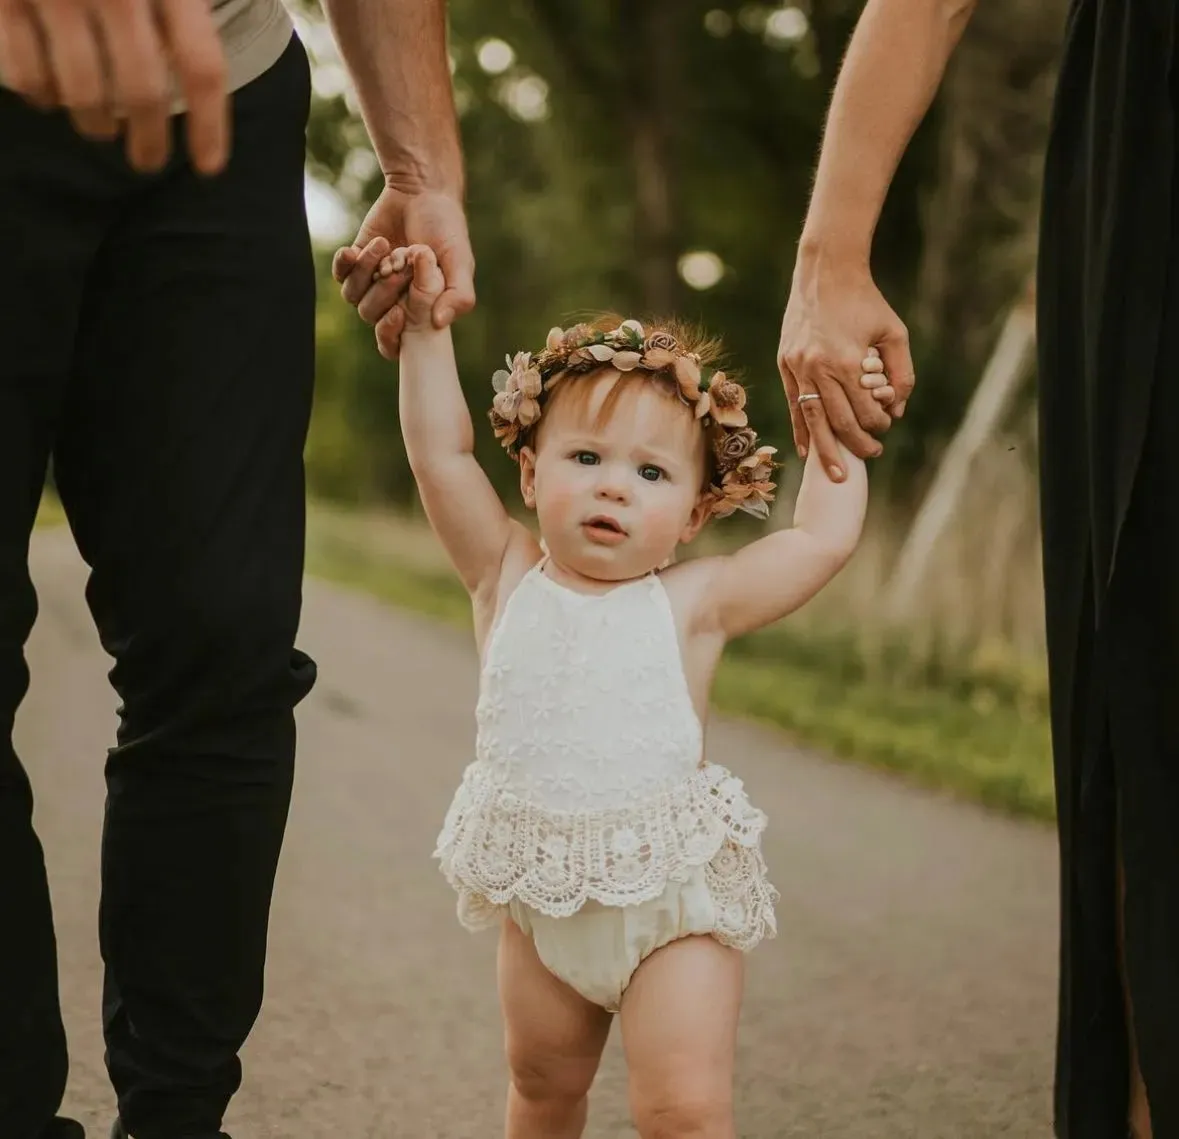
[488,318,778,519]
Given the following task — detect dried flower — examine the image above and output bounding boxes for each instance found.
[715,427,757,468]
[643,331,679,354]
[739,444,777,485]
[641,346,677,370]
[707,370,748,428]
[487,317,777,525]
[673,354,702,403]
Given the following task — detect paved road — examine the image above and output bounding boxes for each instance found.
[18,529,1059,1138]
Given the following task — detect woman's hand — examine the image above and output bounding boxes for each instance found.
[778,257,914,480]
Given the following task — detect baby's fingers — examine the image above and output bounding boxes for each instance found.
[397,243,444,293]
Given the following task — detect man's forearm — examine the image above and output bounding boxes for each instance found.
[798,0,976,268]
[321,0,463,193]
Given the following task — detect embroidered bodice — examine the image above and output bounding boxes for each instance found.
[473,561,704,810]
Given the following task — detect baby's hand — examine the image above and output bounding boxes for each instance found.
[859,347,897,405]
[380,244,446,334]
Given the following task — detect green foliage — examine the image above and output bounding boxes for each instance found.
[302,0,954,508]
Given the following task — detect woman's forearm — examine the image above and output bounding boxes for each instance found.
[798,0,976,269]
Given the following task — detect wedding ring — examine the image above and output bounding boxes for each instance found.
[796,393,821,404]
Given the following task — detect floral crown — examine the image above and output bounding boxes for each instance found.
[488,318,778,519]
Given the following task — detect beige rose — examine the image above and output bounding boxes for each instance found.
[643,331,679,354]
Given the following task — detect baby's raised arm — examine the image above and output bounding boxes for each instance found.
[695,444,867,640]
[395,245,523,603]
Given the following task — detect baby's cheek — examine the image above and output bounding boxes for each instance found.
[537,476,579,525]
[644,496,689,543]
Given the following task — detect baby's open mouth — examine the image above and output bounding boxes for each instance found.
[584,516,626,536]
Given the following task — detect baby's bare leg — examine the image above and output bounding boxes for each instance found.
[498,917,612,1139]
[620,934,744,1139]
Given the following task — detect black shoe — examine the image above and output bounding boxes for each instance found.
[110,1121,230,1139]
[40,1120,84,1139]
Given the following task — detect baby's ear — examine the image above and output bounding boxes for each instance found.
[679,494,712,545]
[518,447,538,510]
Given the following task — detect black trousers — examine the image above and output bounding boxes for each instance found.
[0,35,317,1139]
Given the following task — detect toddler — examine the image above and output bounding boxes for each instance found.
[389,243,882,1139]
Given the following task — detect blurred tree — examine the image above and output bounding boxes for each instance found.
[297,0,1063,512]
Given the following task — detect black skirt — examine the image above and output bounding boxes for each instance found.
[1036,0,1179,1135]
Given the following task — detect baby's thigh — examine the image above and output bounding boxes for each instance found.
[497,916,612,1100]
[620,934,744,1139]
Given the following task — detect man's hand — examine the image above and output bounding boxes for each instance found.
[0,0,230,174]
[332,185,475,360]
[778,255,914,481]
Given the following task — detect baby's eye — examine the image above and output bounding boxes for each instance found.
[638,465,665,482]
[572,450,600,466]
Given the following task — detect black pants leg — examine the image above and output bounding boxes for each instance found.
[0,82,127,1139]
[0,34,317,1139]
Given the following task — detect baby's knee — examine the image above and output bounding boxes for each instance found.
[507,1046,598,1109]
[631,1082,732,1139]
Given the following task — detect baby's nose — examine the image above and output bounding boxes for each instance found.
[595,475,630,503]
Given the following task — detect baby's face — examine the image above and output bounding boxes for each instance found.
[520,370,710,582]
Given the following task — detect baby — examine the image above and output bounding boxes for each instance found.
[389,243,876,1139]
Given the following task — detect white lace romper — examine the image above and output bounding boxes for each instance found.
[434,559,778,1010]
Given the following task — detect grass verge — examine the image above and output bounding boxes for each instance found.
[305,504,1055,823]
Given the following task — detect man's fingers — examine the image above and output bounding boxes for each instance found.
[357,267,412,325]
[93,0,172,171]
[332,245,361,284]
[375,305,406,361]
[37,0,107,124]
[878,329,915,418]
[339,237,390,306]
[154,0,229,175]
[0,0,59,107]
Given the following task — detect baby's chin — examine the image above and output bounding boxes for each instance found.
[547,536,674,583]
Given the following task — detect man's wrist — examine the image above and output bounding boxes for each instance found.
[382,152,464,199]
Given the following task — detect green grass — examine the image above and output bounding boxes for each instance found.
[34,491,1053,819]
[305,506,1055,823]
